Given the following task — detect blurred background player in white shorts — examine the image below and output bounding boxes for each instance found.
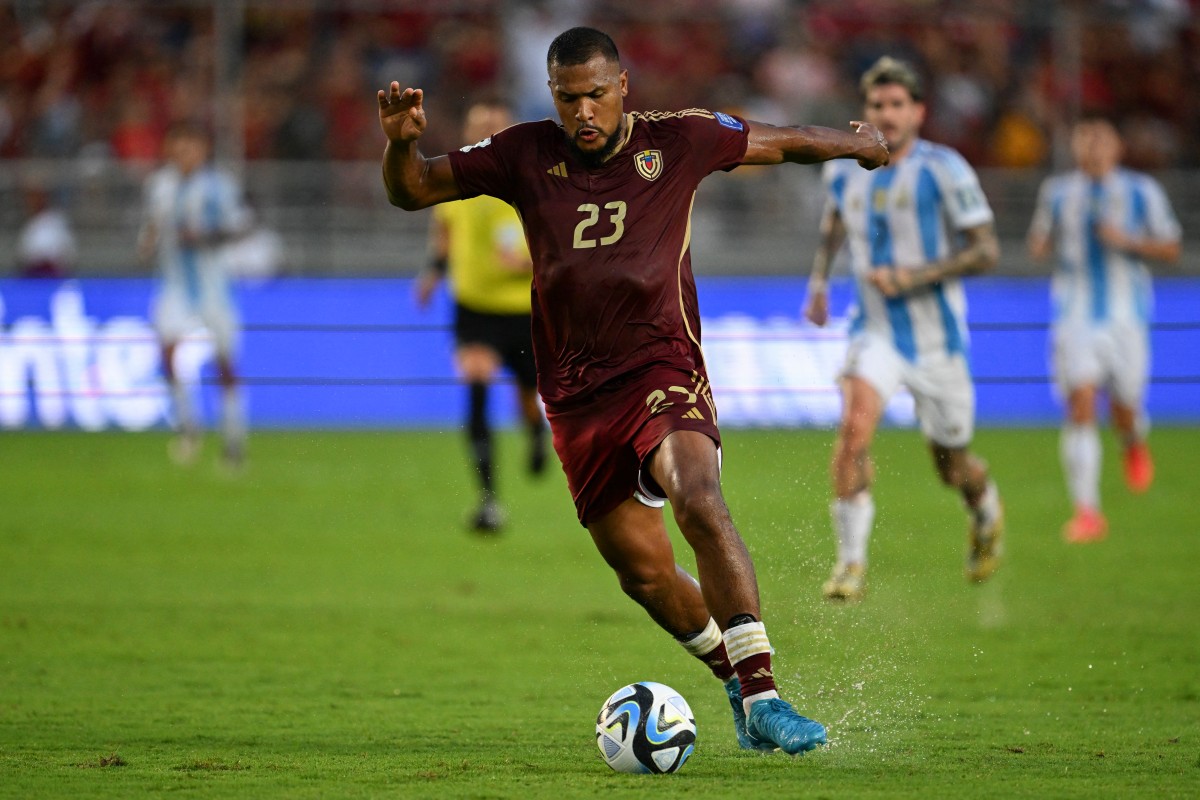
[1028,118,1181,543]
[804,57,1004,601]
[139,122,249,468]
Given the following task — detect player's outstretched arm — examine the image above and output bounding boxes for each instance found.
[378,82,462,210]
[742,121,889,170]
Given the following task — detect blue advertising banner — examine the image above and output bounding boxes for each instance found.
[1,277,1196,430]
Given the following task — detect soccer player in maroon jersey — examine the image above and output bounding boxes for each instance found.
[378,27,888,755]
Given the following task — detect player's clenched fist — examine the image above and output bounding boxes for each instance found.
[850,121,889,170]
[378,82,427,143]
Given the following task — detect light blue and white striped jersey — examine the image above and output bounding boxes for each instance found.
[822,139,993,363]
[143,164,246,305]
[1029,168,1180,328]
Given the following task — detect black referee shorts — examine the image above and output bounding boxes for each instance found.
[453,303,538,389]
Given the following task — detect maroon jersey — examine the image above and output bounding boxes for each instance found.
[447,110,749,408]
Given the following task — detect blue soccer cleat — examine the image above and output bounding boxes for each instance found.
[745,698,828,755]
[724,677,776,751]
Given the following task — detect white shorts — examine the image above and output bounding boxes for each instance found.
[1052,322,1148,408]
[842,333,975,448]
[153,288,239,356]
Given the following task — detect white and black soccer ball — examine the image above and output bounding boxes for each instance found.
[595,681,696,774]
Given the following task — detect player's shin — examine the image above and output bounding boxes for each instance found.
[677,617,735,681]
[1061,423,1101,510]
[220,386,247,449]
[967,478,1002,527]
[722,615,780,715]
[832,491,874,566]
[170,380,196,434]
[467,382,493,493]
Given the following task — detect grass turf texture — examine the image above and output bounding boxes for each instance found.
[1,428,1198,799]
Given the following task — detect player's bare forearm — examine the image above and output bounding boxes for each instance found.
[809,209,846,288]
[872,223,999,297]
[378,82,461,210]
[1098,223,1181,265]
[909,223,998,286]
[137,223,157,265]
[1027,231,1052,262]
[1138,238,1181,264]
[381,142,459,210]
[1138,239,1181,264]
[743,121,889,169]
[805,209,845,326]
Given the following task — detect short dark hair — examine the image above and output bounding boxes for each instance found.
[546,27,619,72]
[860,56,923,102]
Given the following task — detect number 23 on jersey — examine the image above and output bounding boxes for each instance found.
[573,201,627,249]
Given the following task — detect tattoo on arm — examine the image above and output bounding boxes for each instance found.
[908,223,999,287]
[809,209,846,288]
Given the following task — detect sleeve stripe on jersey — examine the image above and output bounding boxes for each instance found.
[631,109,717,123]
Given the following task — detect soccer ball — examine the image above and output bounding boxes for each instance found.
[595,681,696,774]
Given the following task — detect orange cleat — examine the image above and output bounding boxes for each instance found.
[1062,507,1108,543]
[1123,442,1154,493]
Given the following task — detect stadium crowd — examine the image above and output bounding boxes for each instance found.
[1,0,1197,170]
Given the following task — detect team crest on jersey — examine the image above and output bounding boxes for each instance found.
[634,149,663,181]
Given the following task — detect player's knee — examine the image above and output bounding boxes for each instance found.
[1067,389,1096,424]
[1068,405,1094,425]
[671,484,729,541]
[615,562,674,605]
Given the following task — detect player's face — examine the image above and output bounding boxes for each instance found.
[169,133,209,174]
[1071,121,1122,176]
[548,56,628,166]
[864,84,925,153]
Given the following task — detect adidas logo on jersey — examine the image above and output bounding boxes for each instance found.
[547,162,567,178]
[683,407,705,421]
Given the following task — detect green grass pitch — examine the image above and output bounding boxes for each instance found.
[2,427,1198,798]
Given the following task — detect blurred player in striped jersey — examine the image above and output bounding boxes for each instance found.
[416,100,546,533]
[804,57,1005,601]
[1027,119,1181,543]
[138,123,249,469]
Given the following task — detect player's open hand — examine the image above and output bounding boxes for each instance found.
[851,121,889,170]
[378,82,427,144]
